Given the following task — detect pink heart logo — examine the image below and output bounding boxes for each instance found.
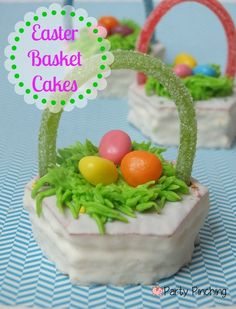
[152,286,163,296]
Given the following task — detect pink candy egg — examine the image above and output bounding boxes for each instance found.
[99,130,132,165]
[173,64,192,78]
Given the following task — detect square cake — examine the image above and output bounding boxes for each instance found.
[129,84,236,148]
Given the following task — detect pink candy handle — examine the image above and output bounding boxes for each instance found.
[136,0,236,84]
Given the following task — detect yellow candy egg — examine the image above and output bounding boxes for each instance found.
[174,53,197,69]
[78,156,118,186]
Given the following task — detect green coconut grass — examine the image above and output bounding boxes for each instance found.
[68,19,140,52]
[145,71,234,101]
[107,20,140,51]
[32,140,190,234]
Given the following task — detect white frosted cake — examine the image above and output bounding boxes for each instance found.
[129,84,236,148]
[24,178,209,285]
[23,48,210,285]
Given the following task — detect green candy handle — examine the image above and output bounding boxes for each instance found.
[38,109,62,176]
[38,50,197,185]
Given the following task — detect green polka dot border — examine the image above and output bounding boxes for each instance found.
[7,7,113,108]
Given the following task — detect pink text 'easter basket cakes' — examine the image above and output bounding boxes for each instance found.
[128,0,236,148]
[24,46,209,284]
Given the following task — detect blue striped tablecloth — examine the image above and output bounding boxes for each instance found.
[0,1,236,308]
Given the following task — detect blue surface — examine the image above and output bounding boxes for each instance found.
[1,1,236,308]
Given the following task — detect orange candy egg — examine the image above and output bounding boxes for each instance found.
[120,150,163,187]
[98,16,119,34]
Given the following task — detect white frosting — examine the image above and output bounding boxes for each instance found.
[24,178,209,285]
[128,84,236,148]
[98,43,166,99]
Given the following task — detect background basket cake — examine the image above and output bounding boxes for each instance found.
[128,0,236,148]
[65,0,166,99]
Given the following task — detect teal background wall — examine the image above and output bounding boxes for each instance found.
[1,1,236,70]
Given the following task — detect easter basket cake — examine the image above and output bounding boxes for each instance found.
[23,50,209,285]
[96,16,165,99]
[128,0,236,148]
[68,0,166,99]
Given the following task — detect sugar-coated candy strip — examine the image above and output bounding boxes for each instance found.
[111,50,196,185]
